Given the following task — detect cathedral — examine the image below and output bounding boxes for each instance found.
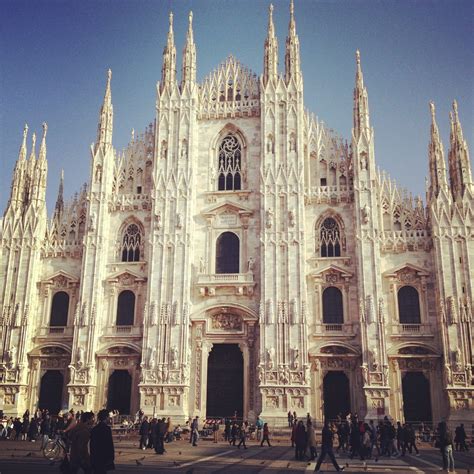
[1,2,473,426]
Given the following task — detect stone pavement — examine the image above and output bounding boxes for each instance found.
[0,435,472,473]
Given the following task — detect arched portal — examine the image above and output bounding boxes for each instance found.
[206,344,243,418]
[38,370,64,414]
[402,371,432,422]
[216,232,240,274]
[107,370,132,414]
[323,371,350,420]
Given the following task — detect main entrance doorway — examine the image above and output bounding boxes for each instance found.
[107,370,132,414]
[38,370,64,414]
[323,371,350,420]
[206,344,243,418]
[402,371,432,422]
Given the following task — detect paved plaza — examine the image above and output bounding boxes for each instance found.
[0,435,472,474]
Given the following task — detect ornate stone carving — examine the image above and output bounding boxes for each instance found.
[211,313,242,331]
[266,347,275,370]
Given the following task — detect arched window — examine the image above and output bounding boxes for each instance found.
[116,290,135,326]
[217,135,242,191]
[322,287,344,324]
[320,217,341,257]
[398,286,421,324]
[216,232,240,273]
[121,224,142,262]
[50,291,69,327]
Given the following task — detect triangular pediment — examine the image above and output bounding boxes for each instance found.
[201,200,253,218]
[106,269,146,284]
[383,262,429,278]
[310,263,353,280]
[42,270,79,285]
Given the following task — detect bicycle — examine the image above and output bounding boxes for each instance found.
[43,433,67,461]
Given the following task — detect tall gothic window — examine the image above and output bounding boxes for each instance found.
[398,286,421,324]
[121,224,141,262]
[116,290,135,326]
[320,217,341,257]
[322,287,344,324]
[50,291,69,327]
[218,135,242,191]
[216,232,240,273]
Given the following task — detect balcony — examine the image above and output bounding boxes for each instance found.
[35,326,74,340]
[196,272,256,297]
[313,322,357,338]
[102,325,142,338]
[306,185,352,204]
[391,323,433,338]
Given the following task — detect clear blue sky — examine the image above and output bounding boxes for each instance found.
[1,0,472,215]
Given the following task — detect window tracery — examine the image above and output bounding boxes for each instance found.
[121,224,142,262]
[217,134,242,191]
[319,217,342,257]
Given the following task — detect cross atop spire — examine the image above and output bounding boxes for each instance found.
[263,3,278,86]
[285,0,301,84]
[181,11,196,88]
[161,11,177,92]
[95,69,114,153]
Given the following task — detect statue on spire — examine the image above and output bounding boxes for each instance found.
[263,3,278,86]
[353,49,370,142]
[284,0,301,84]
[181,10,196,88]
[161,11,177,92]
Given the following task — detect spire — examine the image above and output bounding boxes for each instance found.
[54,169,64,219]
[19,123,28,162]
[181,11,196,88]
[161,12,177,92]
[353,50,370,141]
[263,4,278,86]
[8,124,29,209]
[38,122,48,163]
[284,0,301,84]
[448,100,473,198]
[427,101,448,201]
[95,69,114,153]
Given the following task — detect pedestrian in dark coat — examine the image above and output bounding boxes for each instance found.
[90,410,115,474]
[154,418,165,454]
[295,420,307,460]
[139,417,149,450]
[27,417,38,442]
[314,421,344,472]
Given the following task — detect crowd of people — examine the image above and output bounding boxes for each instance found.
[0,407,470,473]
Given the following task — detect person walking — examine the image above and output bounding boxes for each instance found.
[255,416,264,442]
[69,411,94,474]
[230,422,238,446]
[212,420,219,443]
[307,421,318,460]
[260,423,271,447]
[438,421,455,472]
[455,423,468,452]
[295,420,307,460]
[90,409,115,474]
[314,420,345,472]
[288,411,293,428]
[191,416,199,447]
[237,421,248,449]
[139,417,149,450]
[405,423,419,455]
[40,414,51,450]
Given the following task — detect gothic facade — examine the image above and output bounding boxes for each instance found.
[1,3,473,425]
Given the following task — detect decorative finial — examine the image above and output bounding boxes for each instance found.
[356,50,361,64]
[169,11,173,27]
[61,169,64,181]
[189,11,193,24]
[42,122,48,138]
[452,100,459,121]
[429,101,435,119]
[270,3,274,14]
[131,128,135,141]
[107,68,112,82]
[290,0,294,16]
[23,123,29,139]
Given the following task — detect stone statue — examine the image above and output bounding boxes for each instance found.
[361,204,369,224]
[199,257,206,274]
[288,210,295,227]
[247,257,255,273]
[265,208,273,229]
[170,346,178,369]
[149,348,156,370]
[176,213,183,229]
[453,348,462,371]
[181,141,188,160]
[371,347,379,371]
[361,364,369,385]
[6,346,17,368]
[154,211,161,230]
[266,347,275,370]
[291,346,300,370]
[77,346,85,368]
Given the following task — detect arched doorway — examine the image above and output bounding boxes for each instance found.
[107,370,132,414]
[38,370,63,414]
[402,371,432,422]
[323,371,350,420]
[206,344,243,418]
